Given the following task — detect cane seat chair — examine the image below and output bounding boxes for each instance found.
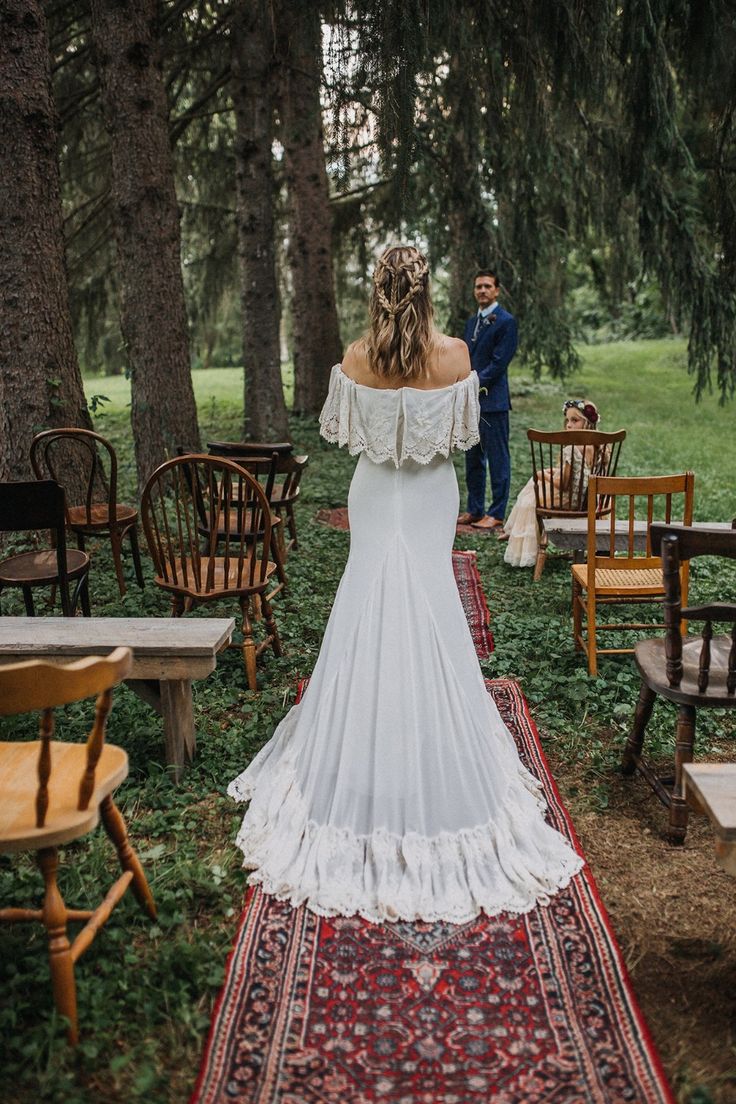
[31,428,144,597]
[0,480,90,617]
[141,455,282,690]
[527,429,626,581]
[0,647,156,1043]
[572,472,695,676]
[622,523,736,843]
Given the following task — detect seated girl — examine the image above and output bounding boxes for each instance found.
[499,399,602,568]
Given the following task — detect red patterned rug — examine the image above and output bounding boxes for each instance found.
[192,679,673,1104]
[315,510,493,656]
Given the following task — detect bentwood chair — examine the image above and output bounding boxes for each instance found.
[527,429,626,581]
[572,472,695,676]
[141,455,282,690]
[31,428,144,597]
[622,523,736,843]
[0,480,90,617]
[0,647,156,1043]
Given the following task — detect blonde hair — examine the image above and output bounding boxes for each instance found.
[366,245,434,379]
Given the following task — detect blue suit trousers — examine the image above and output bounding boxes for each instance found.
[465,410,511,521]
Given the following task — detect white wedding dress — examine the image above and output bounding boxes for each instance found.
[228,365,583,923]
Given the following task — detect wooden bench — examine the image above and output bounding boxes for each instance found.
[0,617,234,782]
[543,519,733,558]
[683,764,736,876]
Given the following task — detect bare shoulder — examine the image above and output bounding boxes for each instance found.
[341,339,373,384]
[435,333,471,383]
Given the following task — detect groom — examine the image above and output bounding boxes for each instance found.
[458,269,518,532]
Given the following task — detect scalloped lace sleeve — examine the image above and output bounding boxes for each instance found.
[319,365,480,467]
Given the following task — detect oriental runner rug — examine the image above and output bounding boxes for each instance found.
[315,508,493,656]
[192,678,673,1104]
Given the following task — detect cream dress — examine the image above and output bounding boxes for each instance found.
[503,445,592,568]
[228,366,583,923]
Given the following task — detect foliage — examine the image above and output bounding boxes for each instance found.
[0,340,734,1102]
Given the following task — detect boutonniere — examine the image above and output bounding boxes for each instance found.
[479,387,488,396]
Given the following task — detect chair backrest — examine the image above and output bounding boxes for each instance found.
[207,448,279,504]
[588,472,695,568]
[207,440,293,458]
[0,647,132,825]
[527,429,625,517]
[650,523,736,695]
[0,480,74,614]
[30,428,117,525]
[141,455,273,596]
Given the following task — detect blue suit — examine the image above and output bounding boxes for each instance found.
[463,305,518,521]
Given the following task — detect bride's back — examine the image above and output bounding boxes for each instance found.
[342,334,470,391]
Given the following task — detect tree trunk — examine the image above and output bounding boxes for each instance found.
[275,0,342,415]
[0,0,92,491]
[231,0,289,441]
[89,0,200,489]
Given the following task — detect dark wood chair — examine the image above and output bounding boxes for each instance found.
[270,454,309,554]
[141,455,282,691]
[527,428,626,581]
[622,523,736,843]
[207,440,293,458]
[204,446,286,595]
[572,472,695,676]
[0,480,90,617]
[0,647,157,1043]
[31,428,144,597]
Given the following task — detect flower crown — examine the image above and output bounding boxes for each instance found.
[563,399,600,426]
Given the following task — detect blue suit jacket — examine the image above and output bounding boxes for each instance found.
[463,305,518,413]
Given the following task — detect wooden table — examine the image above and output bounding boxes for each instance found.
[0,617,234,782]
[543,519,733,557]
[683,763,736,876]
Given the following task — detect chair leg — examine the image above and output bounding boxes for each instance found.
[22,585,36,616]
[572,576,583,651]
[77,573,91,617]
[171,596,186,617]
[669,704,696,844]
[38,847,77,1045]
[533,530,548,583]
[109,529,127,597]
[261,593,283,658]
[622,683,656,775]
[129,526,145,589]
[240,597,258,690]
[271,530,287,589]
[76,532,86,552]
[286,504,298,550]
[586,589,598,677]
[100,795,157,919]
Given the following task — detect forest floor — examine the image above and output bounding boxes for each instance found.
[1,338,735,1103]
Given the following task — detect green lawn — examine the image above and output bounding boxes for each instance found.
[0,338,733,1102]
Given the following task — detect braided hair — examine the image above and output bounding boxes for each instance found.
[366,245,434,379]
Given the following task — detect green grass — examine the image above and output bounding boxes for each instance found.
[0,338,733,1102]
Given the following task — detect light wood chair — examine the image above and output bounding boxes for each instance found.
[527,428,626,581]
[622,523,736,842]
[31,428,144,597]
[0,647,156,1044]
[141,455,282,690]
[0,480,90,617]
[572,472,695,676]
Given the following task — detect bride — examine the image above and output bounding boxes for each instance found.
[228,245,583,923]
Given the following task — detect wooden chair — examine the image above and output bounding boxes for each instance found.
[572,472,695,676]
[0,647,156,1043]
[0,480,90,617]
[204,446,286,595]
[141,455,282,690]
[207,442,307,554]
[31,428,144,597]
[207,439,293,459]
[622,523,736,842]
[527,428,626,581]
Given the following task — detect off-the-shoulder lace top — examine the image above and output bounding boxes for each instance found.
[319,364,480,467]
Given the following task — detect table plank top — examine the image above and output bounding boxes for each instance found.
[0,617,234,657]
[683,763,736,839]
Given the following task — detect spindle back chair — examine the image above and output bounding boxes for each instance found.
[0,647,156,1043]
[622,523,736,842]
[141,455,282,689]
[527,428,626,580]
